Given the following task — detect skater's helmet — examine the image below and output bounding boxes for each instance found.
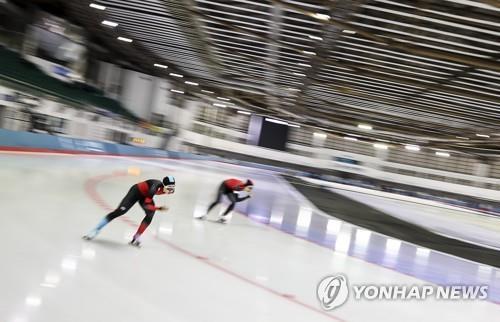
[163,176,176,186]
[245,179,254,187]
[163,176,176,194]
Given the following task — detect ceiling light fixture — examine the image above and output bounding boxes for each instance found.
[169,73,183,78]
[101,20,118,27]
[405,145,420,152]
[297,63,312,68]
[308,35,324,41]
[358,124,373,130]
[342,30,357,34]
[373,143,388,150]
[310,13,331,21]
[89,3,106,10]
[213,103,226,107]
[237,110,251,115]
[185,81,199,86]
[313,132,327,139]
[344,136,358,141]
[302,50,316,56]
[476,134,490,138]
[117,36,132,43]
[154,63,167,69]
[201,90,214,94]
[170,89,184,94]
[435,151,450,157]
[217,97,230,101]
[266,118,288,125]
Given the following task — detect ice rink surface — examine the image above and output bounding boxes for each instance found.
[2,153,500,322]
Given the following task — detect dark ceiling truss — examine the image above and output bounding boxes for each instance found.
[55,0,500,155]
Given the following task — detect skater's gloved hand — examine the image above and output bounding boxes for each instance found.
[157,206,169,212]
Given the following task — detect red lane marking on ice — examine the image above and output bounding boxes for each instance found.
[84,173,345,322]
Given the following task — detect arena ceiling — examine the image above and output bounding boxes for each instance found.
[17,0,500,155]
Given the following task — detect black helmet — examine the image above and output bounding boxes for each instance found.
[163,176,176,186]
[245,179,254,186]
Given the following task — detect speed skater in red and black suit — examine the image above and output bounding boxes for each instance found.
[83,176,176,247]
[200,178,254,223]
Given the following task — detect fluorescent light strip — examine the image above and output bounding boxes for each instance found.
[293,72,307,77]
[185,81,199,86]
[358,124,373,130]
[308,35,324,41]
[288,124,301,128]
[265,118,288,125]
[435,151,450,157]
[169,73,183,78]
[201,90,214,94]
[237,110,251,115]
[170,89,184,94]
[117,37,132,43]
[297,63,312,67]
[373,143,389,150]
[302,50,316,55]
[344,136,358,141]
[313,132,327,139]
[405,145,420,151]
[310,13,331,21]
[102,20,118,27]
[476,134,491,138]
[213,103,226,107]
[217,97,230,101]
[154,63,167,69]
[342,30,356,34]
[89,3,106,10]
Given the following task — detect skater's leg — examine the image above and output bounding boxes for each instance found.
[206,183,225,213]
[218,193,237,222]
[131,201,156,245]
[84,187,138,239]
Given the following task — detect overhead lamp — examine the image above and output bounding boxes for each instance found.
[373,143,388,150]
[342,30,357,34]
[344,136,358,141]
[170,89,184,94]
[302,50,316,56]
[266,118,288,125]
[435,151,450,157]
[102,20,118,27]
[310,13,331,21]
[288,124,301,128]
[476,134,490,138]
[89,3,106,10]
[308,35,324,41]
[185,81,199,86]
[358,124,373,130]
[293,72,307,77]
[201,90,214,94]
[297,63,312,67]
[456,136,469,140]
[169,73,183,78]
[405,145,420,152]
[154,63,167,69]
[213,103,226,107]
[237,110,251,115]
[313,132,327,139]
[217,97,230,101]
[117,37,132,43]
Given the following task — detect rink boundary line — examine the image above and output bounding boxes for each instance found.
[84,172,346,322]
